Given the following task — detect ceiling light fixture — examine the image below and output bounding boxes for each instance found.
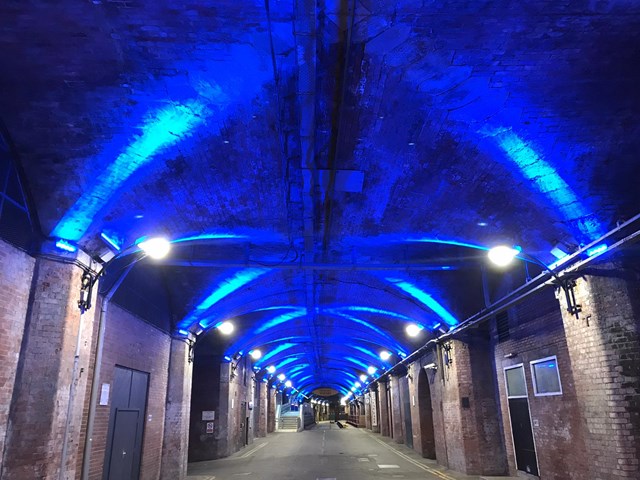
[359,374,367,382]
[138,237,171,259]
[217,321,235,335]
[405,323,422,337]
[249,349,262,360]
[487,245,521,267]
[266,365,276,374]
[285,380,292,388]
[367,366,377,375]
[379,350,392,361]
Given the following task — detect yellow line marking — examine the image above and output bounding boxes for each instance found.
[239,442,269,458]
[363,431,456,480]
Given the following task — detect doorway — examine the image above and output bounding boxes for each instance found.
[103,366,149,480]
[417,367,436,458]
[504,365,539,476]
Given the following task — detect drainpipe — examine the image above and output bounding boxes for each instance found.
[81,263,135,480]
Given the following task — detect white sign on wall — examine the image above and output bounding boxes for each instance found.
[202,411,215,421]
[370,392,378,427]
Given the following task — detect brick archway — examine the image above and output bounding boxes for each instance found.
[417,366,436,459]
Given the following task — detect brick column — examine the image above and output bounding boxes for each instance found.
[256,380,268,437]
[364,392,372,429]
[3,253,97,480]
[559,263,640,479]
[390,374,405,443]
[267,386,276,433]
[160,337,193,480]
[378,378,391,437]
[0,240,35,475]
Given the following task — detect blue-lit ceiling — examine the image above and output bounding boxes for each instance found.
[2,0,640,395]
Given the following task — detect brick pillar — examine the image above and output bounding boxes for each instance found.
[0,240,35,475]
[378,378,391,437]
[3,253,97,480]
[433,336,507,475]
[160,337,193,480]
[256,380,268,437]
[364,392,372,429]
[370,384,380,433]
[267,385,276,433]
[390,374,405,443]
[559,264,640,479]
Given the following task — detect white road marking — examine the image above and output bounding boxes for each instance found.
[358,457,370,462]
[378,465,400,469]
[233,474,252,476]
[239,442,268,458]
[322,431,326,455]
[367,454,378,457]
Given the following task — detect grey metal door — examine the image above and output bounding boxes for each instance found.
[103,366,149,480]
[107,410,139,479]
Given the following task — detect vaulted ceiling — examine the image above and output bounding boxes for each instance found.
[2,0,640,397]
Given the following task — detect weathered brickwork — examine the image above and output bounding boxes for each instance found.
[87,303,171,480]
[492,288,588,479]
[0,240,35,475]
[160,337,192,480]
[390,375,405,443]
[559,263,640,479]
[3,256,97,480]
[429,336,506,476]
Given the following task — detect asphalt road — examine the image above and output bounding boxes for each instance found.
[187,422,483,480]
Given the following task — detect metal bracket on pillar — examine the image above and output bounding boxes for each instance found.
[557,277,581,318]
[78,270,95,313]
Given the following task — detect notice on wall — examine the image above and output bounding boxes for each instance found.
[99,383,110,406]
[206,422,214,434]
[202,410,215,421]
[370,392,378,427]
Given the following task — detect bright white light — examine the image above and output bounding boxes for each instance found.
[138,237,171,259]
[405,323,422,337]
[380,350,392,361]
[266,365,276,374]
[488,245,520,267]
[249,349,262,360]
[285,380,292,388]
[359,374,367,382]
[277,373,286,381]
[217,321,235,335]
[350,386,356,391]
[367,366,377,375]
[355,382,361,388]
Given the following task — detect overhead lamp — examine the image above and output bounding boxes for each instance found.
[249,349,262,360]
[379,350,392,361]
[350,386,356,392]
[487,245,521,267]
[359,374,367,382]
[217,321,235,335]
[367,366,377,375]
[266,365,276,374]
[277,373,286,382]
[355,382,361,388]
[138,237,171,259]
[405,323,423,337]
[285,380,292,388]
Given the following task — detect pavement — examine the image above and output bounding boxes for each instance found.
[187,421,513,480]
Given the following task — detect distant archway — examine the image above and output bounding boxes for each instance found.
[417,366,436,458]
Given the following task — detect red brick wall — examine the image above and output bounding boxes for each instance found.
[492,288,588,479]
[559,265,640,479]
[3,256,96,480]
[88,302,171,480]
[0,239,35,474]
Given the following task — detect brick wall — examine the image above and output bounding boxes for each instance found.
[492,288,588,479]
[3,256,97,480]
[559,263,640,479]
[429,334,507,476]
[0,239,35,475]
[87,302,171,480]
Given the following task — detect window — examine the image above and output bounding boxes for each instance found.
[504,364,527,398]
[530,356,562,396]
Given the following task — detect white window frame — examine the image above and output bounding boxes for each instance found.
[529,355,563,397]
[503,364,528,399]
